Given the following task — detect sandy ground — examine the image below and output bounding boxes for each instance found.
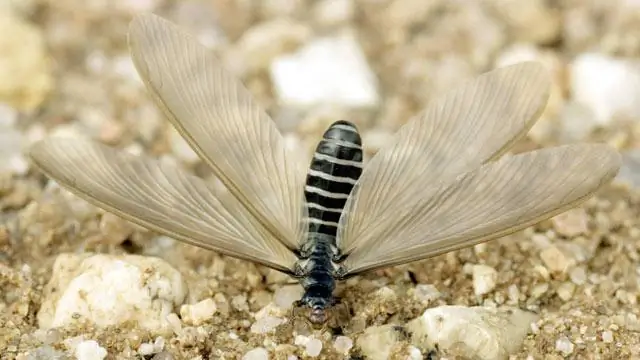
[1,0,640,359]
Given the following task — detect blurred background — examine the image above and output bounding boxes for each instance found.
[1,0,640,359]
[2,0,640,172]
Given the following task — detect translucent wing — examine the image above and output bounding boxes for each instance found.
[29,138,298,274]
[341,144,620,276]
[338,62,551,254]
[128,14,307,250]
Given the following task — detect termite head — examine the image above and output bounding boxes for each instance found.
[309,305,328,325]
[292,297,350,332]
[293,295,334,328]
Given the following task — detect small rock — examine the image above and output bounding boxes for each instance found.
[613,312,640,332]
[274,284,304,310]
[313,0,354,27]
[231,295,249,312]
[0,128,27,175]
[412,284,441,304]
[99,212,134,246]
[251,315,285,334]
[0,10,52,110]
[213,293,230,316]
[551,208,589,237]
[138,343,156,356]
[472,265,498,296]
[406,346,422,360]
[555,336,574,356]
[556,282,576,301]
[138,337,165,356]
[242,347,269,360]
[73,340,107,360]
[305,338,323,357]
[507,284,521,304]
[333,336,353,354]
[153,337,165,352]
[530,283,549,299]
[0,102,17,127]
[557,101,601,142]
[385,0,437,30]
[259,0,302,18]
[356,325,409,360]
[488,0,561,44]
[616,149,640,188]
[569,266,588,285]
[18,346,65,360]
[180,298,217,326]
[228,19,311,74]
[294,334,310,346]
[271,32,379,108]
[602,330,614,343]
[407,306,539,360]
[251,303,286,334]
[152,352,174,360]
[540,245,576,273]
[165,313,182,336]
[570,53,640,125]
[374,286,397,301]
[115,0,159,13]
[38,254,186,332]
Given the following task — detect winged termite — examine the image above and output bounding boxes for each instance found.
[28,13,621,327]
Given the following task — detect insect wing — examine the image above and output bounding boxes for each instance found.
[29,138,298,273]
[128,14,308,250]
[340,144,620,275]
[338,62,551,255]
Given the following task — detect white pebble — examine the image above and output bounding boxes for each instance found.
[333,336,353,354]
[569,266,587,285]
[406,345,422,360]
[165,313,183,336]
[232,295,249,312]
[37,254,186,333]
[0,129,27,175]
[294,335,310,346]
[571,53,640,125]
[0,103,17,128]
[250,315,285,334]
[271,32,379,108]
[472,264,498,296]
[406,306,538,360]
[74,340,107,360]
[555,336,574,355]
[242,347,269,360]
[274,285,304,310]
[138,342,155,356]
[116,0,160,13]
[602,330,614,343]
[228,19,311,74]
[153,337,165,352]
[413,284,441,303]
[305,338,323,357]
[180,298,217,326]
[313,0,355,26]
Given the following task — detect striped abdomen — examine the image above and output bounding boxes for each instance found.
[304,120,363,240]
[296,120,363,322]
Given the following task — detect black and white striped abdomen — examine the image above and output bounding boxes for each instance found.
[304,121,363,238]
